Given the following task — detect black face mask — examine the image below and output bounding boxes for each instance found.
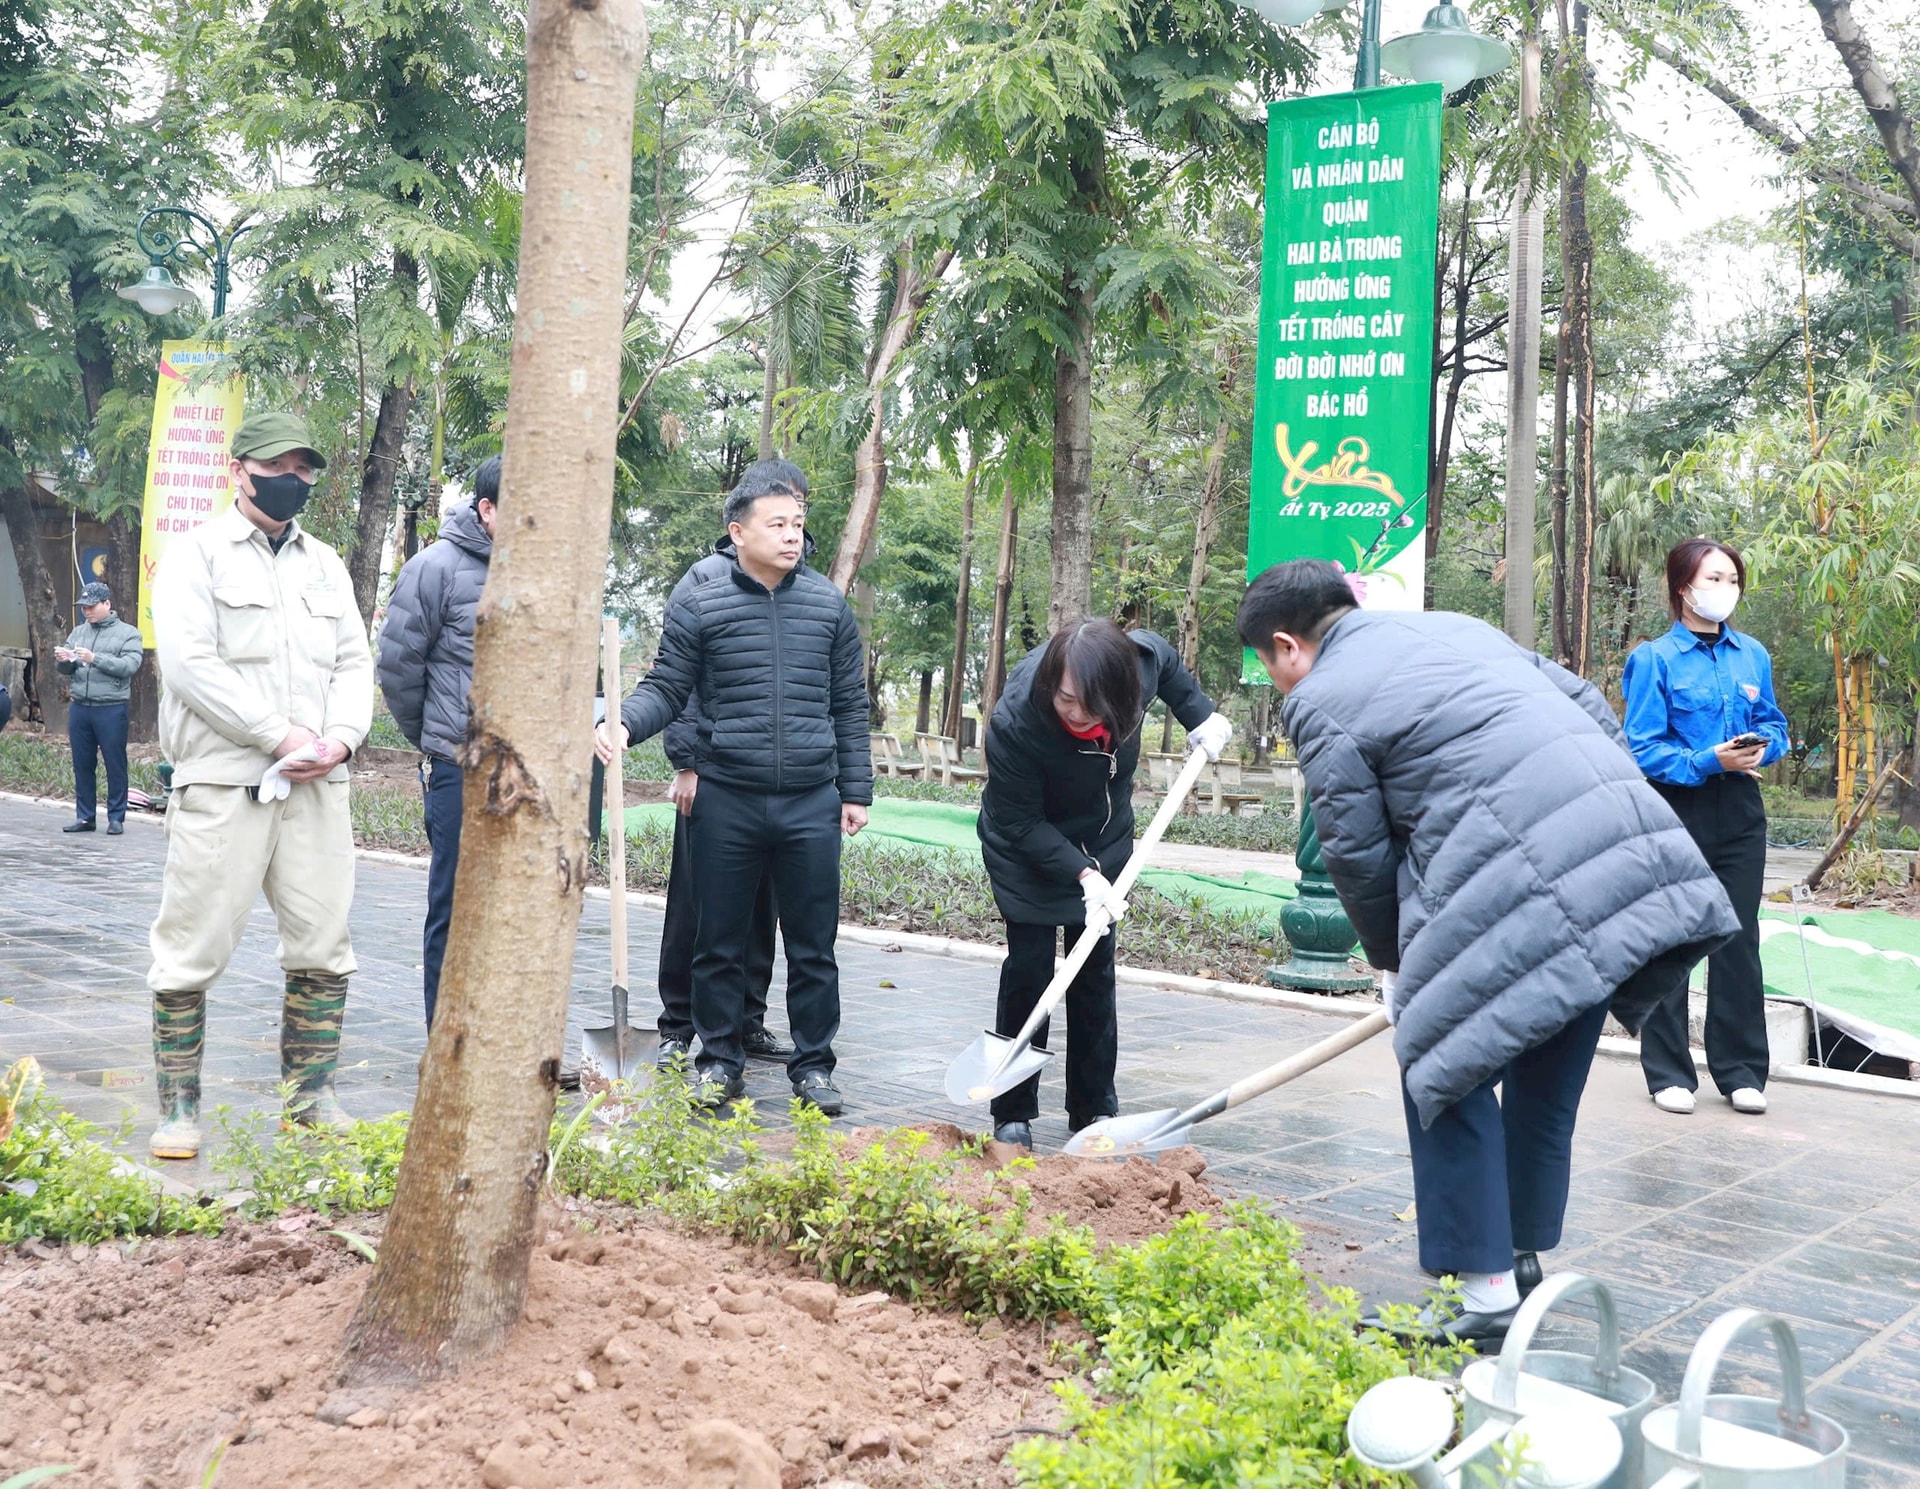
[247,470,313,523]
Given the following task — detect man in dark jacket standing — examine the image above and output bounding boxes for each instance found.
[596,459,871,1114]
[56,582,144,835]
[1238,559,1737,1345]
[654,525,792,1069]
[376,455,497,1026]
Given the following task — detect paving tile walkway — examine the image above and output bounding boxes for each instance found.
[2,793,1917,1481]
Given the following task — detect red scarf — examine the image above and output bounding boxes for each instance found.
[1064,719,1110,749]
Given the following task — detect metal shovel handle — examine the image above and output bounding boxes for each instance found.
[1493,1272,1622,1408]
[999,747,1212,1061]
[1675,1309,1810,1459]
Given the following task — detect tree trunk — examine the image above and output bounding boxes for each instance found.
[1565,154,1596,675]
[0,476,60,722]
[1895,719,1920,834]
[757,347,777,461]
[1549,213,1571,662]
[1179,416,1232,672]
[66,271,158,737]
[339,0,648,1389]
[1502,32,1545,649]
[915,670,933,735]
[940,455,980,742]
[1050,261,1096,632]
[978,480,1019,735]
[346,251,421,629]
[1429,177,1466,576]
[827,247,954,593]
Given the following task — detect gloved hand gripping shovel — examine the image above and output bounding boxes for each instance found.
[944,747,1215,1106]
[582,616,653,1084]
[1065,1008,1391,1156]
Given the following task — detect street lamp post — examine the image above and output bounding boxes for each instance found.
[117,206,255,319]
[1234,0,1508,995]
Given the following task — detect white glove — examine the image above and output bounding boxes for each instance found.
[257,745,321,803]
[1079,870,1127,929]
[1188,712,1234,762]
[1379,970,1401,1025]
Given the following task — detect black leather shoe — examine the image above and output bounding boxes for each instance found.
[655,1036,692,1070]
[692,1068,745,1109]
[1358,1302,1518,1352]
[1514,1251,1543,1299]
[107,821,124,835]
[993,1121,1034,1150]
[742,1026,794,1061]
[791,1071,844,1116]
[63,820,95,833]
[1068,1111,1117,1134]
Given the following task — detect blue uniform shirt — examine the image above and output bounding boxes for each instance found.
[1620,621,1790,788]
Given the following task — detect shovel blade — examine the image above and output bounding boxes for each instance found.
[1064,1108,1189,1158]
[944,1032,1054,1106]
[581,1024,656,1086]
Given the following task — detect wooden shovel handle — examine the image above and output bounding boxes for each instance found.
[603,616,628,987]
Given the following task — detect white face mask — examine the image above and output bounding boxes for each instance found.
[1688,584,1740,625]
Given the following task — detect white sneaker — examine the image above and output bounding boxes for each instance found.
[1652,1087,1696,1115]
[1730,1087,1768,1114]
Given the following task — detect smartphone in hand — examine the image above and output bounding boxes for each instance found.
[1727,732,1767,751]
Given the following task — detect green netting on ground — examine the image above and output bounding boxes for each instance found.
[1753,908,1920,1041]
[622,798,1299,926]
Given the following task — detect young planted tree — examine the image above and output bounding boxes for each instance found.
[339,0,649,1385]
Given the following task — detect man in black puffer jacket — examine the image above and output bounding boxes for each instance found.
[597,459,872,1114]
[377,455,497,1026]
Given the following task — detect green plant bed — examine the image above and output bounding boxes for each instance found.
[1160,808,1301,855]
[0,1060,222,1244]
[0,733,164,798]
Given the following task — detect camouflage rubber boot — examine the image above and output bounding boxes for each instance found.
[150,988,205,1160]
[281,971,352,1130]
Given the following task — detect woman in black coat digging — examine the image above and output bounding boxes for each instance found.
[974,619,1232,1149]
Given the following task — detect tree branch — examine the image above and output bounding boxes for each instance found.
[1810,0,1920,221]
[1628,22,1920,257]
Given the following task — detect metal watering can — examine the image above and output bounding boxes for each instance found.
[1462,1274,1659,1489]
[1641,1310,1848,1489]
[1348,1374,1626,1489]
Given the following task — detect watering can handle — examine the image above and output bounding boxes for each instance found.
[1675,1309,1810,1460]
[1493,1272,1622,1409]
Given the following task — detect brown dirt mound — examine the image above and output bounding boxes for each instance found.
[0,1212,1095,1489]
[847,1123,1219,1247]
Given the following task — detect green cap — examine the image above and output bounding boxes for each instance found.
[230,410,327,468]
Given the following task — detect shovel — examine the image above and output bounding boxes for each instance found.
[944,747,1215,1106]
[1064,1008,1391,1157]
[582,616,652,1084]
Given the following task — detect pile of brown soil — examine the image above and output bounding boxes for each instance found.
[0,1143,1219,1489]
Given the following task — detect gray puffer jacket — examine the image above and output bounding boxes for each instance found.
[1282,609,1738,1127]
[620,558,872,804]
[377,499,491,761]
[57,613,144,705]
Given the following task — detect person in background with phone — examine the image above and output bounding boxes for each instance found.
[1622,537,1790,1117]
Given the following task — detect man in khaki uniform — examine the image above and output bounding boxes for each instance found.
[146,411,373,1159]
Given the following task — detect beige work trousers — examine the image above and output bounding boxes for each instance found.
[147,779,358,993]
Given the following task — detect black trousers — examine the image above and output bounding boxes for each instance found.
[687,778,842,1081]
[422,757,464,1027]
[659,807,777,1043]
[990,921,1119,1128]
[1403,1002,1609,1276]
[1641,774,1770,1095]
[70,702,129,825]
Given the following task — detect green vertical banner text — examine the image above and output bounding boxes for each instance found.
[1245,85,1442,680]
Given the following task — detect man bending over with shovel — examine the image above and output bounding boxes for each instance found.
[1238,560,1736,1347]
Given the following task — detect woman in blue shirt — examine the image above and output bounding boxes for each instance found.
[1621,538,1790,1117]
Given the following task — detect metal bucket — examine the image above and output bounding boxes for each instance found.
[1641,1310,1848,1489]
[1462,1273,1658,1489]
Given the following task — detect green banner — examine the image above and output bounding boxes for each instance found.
[1244,85,1443,680]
